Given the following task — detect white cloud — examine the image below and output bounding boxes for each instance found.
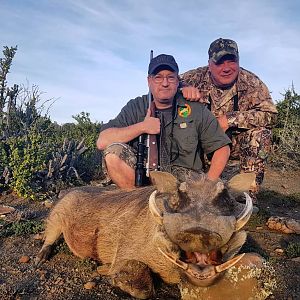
[1,0,300,123]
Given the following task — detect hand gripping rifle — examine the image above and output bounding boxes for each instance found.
[135,50,158,187]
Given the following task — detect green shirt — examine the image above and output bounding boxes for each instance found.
[101,91,231,172]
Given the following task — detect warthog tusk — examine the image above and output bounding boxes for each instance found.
[158,247,246,286]
[235,192,253,231]
[149,191,163,225]
[215,253,245,273]
[158,247,188,270]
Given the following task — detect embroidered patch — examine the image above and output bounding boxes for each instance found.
[178,104,191,118]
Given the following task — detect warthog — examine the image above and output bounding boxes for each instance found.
[36,171,264,299]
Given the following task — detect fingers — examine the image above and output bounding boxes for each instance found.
[192,89,202,101]
[180,87,204,102]
[143,110,160,134]
[148,118,160,134]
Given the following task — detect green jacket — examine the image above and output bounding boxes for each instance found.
[101,91,231,172]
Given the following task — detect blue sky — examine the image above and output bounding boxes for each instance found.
[1,0,300,124]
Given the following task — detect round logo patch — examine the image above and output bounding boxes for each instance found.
[178,104,191,118]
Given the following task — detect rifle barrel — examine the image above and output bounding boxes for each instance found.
[146,50,154,177]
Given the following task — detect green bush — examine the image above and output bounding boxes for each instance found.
[59,112,103,182]
[0,46,103,200]
[0,142,9,189]
[285,242,300,258]
[8,131,51,199]
[270,86,300,170]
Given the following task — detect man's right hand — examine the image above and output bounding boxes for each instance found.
[181,86,207,102]
[143,108,160,134]
[97,109,160,150]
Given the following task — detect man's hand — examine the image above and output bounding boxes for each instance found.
[217,115,229,132]
[181,86,205,102]
[207,145,230,181]
[143,108,160,134]
[97,109,160,150]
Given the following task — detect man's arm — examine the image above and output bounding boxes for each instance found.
[225,70,278,129]
[97,109,160,150]
[225,108,277,130]
[180,67,208,102]
[206,145,230,181]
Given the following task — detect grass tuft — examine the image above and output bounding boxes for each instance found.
[0,219,44,237]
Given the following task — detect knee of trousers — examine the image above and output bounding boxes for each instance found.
[237,128,272,158]
[103,143,137,169]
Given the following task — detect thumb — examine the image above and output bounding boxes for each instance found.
[146,108,151,117]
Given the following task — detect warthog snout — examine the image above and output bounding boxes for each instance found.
[174,228,222,253]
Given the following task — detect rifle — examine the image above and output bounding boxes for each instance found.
[135,50,155,187]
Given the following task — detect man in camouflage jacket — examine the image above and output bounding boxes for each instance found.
[181,38,278,203]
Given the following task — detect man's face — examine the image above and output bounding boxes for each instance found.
[208,55,239,87]
[148,70,179,108]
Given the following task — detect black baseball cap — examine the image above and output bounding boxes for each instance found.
[148,54,179,75]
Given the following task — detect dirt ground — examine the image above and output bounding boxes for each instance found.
[0,167,299,300]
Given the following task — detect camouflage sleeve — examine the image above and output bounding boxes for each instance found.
[180,67,208,89]
[226,110,277,129]
[227,81,278,129]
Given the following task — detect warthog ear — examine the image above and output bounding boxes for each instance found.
[150,171,179,193]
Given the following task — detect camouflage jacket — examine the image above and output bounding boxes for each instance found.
[181,66,278,130]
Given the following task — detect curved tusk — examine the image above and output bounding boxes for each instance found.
[158,247,188,270]
[215,253,245,273]
[149,191,163,225]
[235,192,253,231]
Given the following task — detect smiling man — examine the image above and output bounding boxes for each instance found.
[97,54,231,189]
[181,38,278,204]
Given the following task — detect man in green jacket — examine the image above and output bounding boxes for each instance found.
[97,54,231,189]
[181,38,278,203]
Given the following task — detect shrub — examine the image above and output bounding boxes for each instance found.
[59,112,103,182]
[8,132,49,199]
[0,46,103,200]
[270,86,300,170]
[285,242,300,258]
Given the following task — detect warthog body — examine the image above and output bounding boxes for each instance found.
[36,172,268,299]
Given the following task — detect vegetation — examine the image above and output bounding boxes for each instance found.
[54,240,73,256]
[270,85,300,170]
[285,242,300,258]
[0,219,44,237]
[0,46,103,200]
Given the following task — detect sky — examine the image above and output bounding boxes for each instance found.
[1,0,300,124]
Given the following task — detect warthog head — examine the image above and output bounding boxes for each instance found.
[148,171,253,287]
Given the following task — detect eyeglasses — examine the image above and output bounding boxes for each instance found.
[150,74,178,84]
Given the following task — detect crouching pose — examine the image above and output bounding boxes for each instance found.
[97,53,231,188]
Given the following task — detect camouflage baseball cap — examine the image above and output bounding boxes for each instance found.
[208,38,239,63]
